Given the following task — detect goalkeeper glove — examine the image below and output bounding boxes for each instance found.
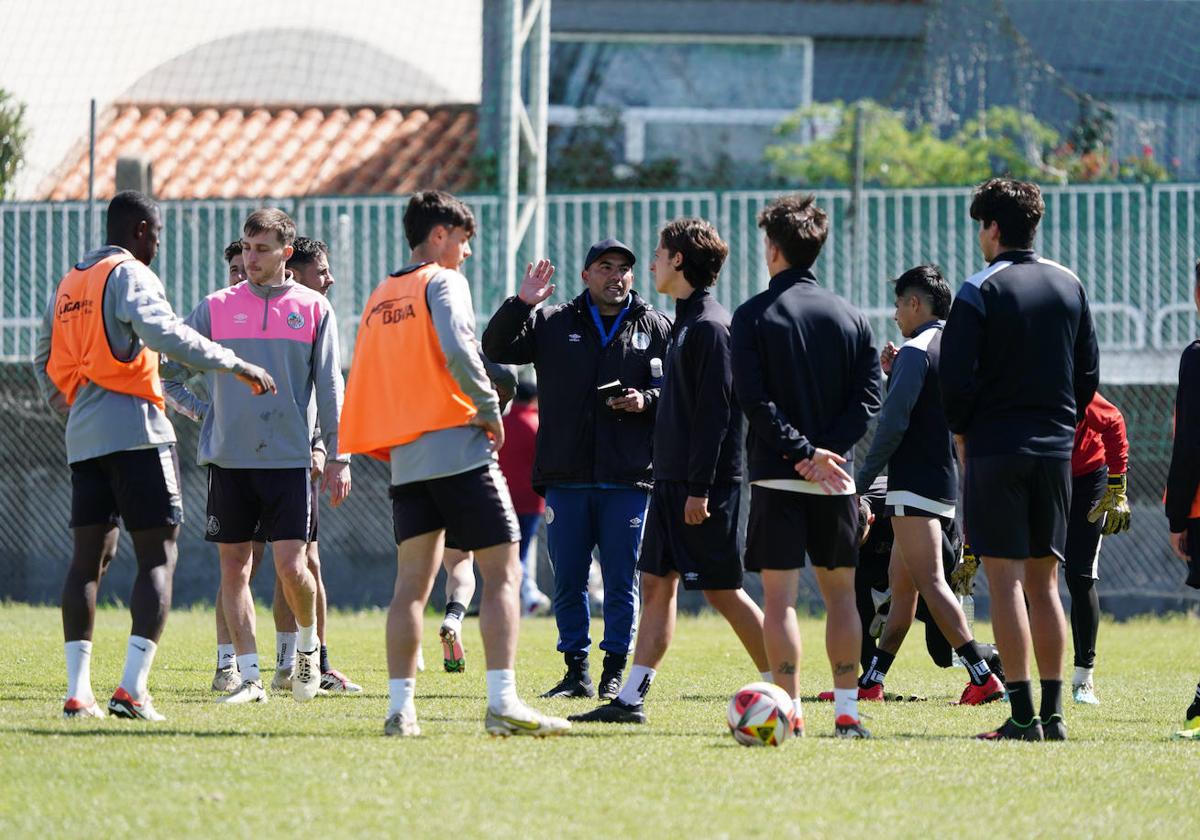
[1087,472,1131,536]
[949,544,979,596]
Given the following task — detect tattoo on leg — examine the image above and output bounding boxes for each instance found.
[778,662,797,674]
[834,662,856,676]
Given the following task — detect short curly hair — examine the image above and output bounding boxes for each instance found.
[756,194,829,271]
[969,178,1044,249]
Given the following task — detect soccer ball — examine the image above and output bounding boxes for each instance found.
[727,681,794,747]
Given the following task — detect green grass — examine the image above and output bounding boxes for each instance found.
[2,604,1200,837]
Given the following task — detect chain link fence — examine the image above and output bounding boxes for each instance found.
[3,185,1200,613]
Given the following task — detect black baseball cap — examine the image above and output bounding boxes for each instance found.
[584,238,636,270]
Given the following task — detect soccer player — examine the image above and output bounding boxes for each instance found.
[483,238,672,701]
[265,237,362,694]
[498,380,553,616]
[730,194,882,738]
[176,209,351,705]
[1165,259,1200,739]
[841,477,1004,695]
[438,357,519,674]
[1066,392,1130,705]
[340,190,569,737]
[34,191,275,720]
[570,217,770,725]
[941,178,1099,741]
[851,265,1004,705]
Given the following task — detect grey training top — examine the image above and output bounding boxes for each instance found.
[388,267,500,485]
[33,246,242,464]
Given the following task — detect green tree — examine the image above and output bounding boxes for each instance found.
[765,100,1169,187]
[0,89,29,200]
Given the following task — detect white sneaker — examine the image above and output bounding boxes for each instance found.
[523,590,552,616]
[271,669,293,692]
[62,696,105,719]
[1073,681,1100,705]
[219,679,268,704]
[212,666,242,693]
[293,647,321,702]
[320,669,363,694]
[484,702,572,737]
[383,709,421,737]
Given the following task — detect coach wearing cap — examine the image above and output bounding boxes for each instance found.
[483,239,671,702]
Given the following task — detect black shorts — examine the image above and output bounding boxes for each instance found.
[638,481,743,591]
[251,478,319,544]
[206,465,312,544]
[745,485,858,571]
[70,445,183,531]
[1064,466,1106,579]
[390,463,520,550]
[963,454,1070,561]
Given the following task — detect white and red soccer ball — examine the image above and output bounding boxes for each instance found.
[727,681,795,747]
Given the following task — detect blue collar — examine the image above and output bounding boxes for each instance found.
[587,293,631,347]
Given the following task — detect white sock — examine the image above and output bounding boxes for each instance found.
[441,612,463,634]
[485,668,520,712]
[833,687,858,721]
[760,671,773,683]
[296,623,318,653]
[119,636,157,700]
[792,697,805,724]
[617,664,655,706]
[388,678,416,717]
[237,653,261,683]
[1073,666,1094,687]
[275,632,297,671]
[65,640,94,701]
[217,644,236,670]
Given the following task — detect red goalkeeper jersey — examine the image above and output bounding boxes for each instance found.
[1072,392,1128,478]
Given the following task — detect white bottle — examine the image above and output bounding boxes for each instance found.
[650,357,663,386]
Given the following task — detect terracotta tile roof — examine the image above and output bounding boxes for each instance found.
[42,104,478,200]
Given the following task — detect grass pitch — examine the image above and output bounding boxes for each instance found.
[1,604,1199,837]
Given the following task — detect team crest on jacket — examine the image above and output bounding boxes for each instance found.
[206,515,220,536]
[631,330,650,350]
[287,312,305,329]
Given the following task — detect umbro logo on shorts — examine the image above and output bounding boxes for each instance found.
[206,515,220,536]
[629,516,642,528]
[568,333,581,343]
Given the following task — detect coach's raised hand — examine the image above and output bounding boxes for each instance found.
[233,361,277,395]
[517,258,557,306]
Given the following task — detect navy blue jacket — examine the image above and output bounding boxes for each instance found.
[730,267,882,482]
[857,319,957,509]
[652,288,743,495]
[1165,341,1200,532]
[940,250,1099,459]
[482,289,672,492]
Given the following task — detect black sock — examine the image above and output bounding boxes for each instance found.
[602,652,627,674]
[955,640,993,686]
[1007,681,1035,724]
[1188,683,1200,719]
[566,652,589,675]
[445,601,467,622]
[859,649,895,688]
[319,644,331,674]
[1039,679,1063,721]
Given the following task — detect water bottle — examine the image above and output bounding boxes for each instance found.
[650,357,664,387]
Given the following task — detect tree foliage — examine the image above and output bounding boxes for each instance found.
[766,100,1170,188]
[0,88,29,200]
